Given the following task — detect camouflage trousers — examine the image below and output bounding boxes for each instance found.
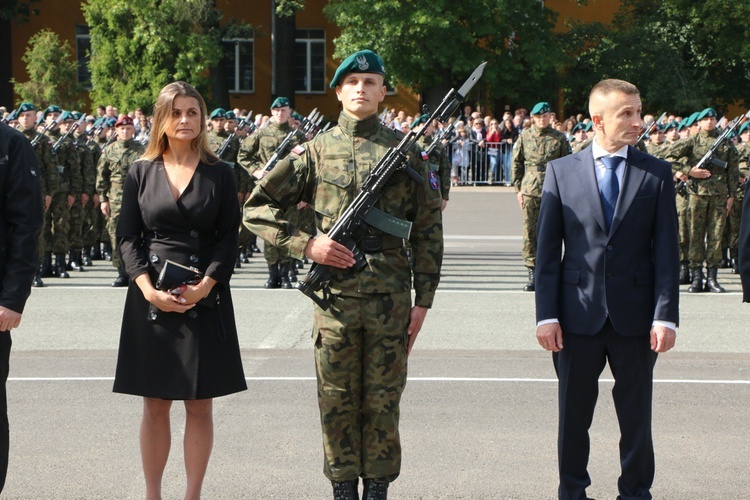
[313,291,410,482]
[676,193,690,262]
[521,194,541,268]
[688,194,727,269]
[106,212,121,269]
[724,194,743,251]
[263,206,299,265]
[44,192,71,253]
[81,201,100,247]
[68,200,84,249]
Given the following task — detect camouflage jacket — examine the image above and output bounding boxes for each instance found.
[243,112,444,308]
[96,138,144,208]
[666,129,739,197]
[572,137,592,154]
[646,140,671,160]
[46,129,82,195]
[208,129,240,167]
[21,127,58,197]
[237,120,299,177]
[418,135,451,201]
[734,141,750,199]
[75,136,97,195]
[512,125,571,196]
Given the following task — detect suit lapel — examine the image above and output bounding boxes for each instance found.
[609,146,647,237]
[574,147,608,233]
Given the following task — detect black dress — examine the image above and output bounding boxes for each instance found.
[113,158,247,400]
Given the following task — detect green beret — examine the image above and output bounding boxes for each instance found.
[291,111,304,121]
[411,114,430,129]
[59,111,75,122]
[270,97,290,109]
[93,117,105,128]
[572,123,585,133]
[6,110,18,121]
[329,49,386,88]
[17,102,36,113]
[697,107,717,121]
[584,121,593,132]
[210,108,226,119]
[531,102,551,115]
[43,105,62,118]
[663,121,678,132]
[739,122,750,135]
[71,111,83,121]
[105,117,117,128]
[224,111,236,120]
[684,112,700,127]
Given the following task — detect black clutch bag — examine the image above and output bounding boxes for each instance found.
[155,260,203,293]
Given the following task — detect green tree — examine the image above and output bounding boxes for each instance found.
[83,0,222,112]
[12,29,83,109]
[323,0,564,114]
[1,0,41,107]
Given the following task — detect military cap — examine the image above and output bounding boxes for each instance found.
[17,102,36,113]
[270,97,290,109]
[291,111,304,121]
[210,108,226,119]
[43,105,63,118]
[93,117,105,128]
[411,114,430,129]
[530,102,551,115]
[739,122,750,135]
[115,115,134,127]
[584,121,594,132]
[59,111,75,122]
[6,110,18,121]
[71,111,83,121]
[225,110,236,120]
[571,122,585,133]
[663,121,678,132]
[329,49,386,88]
[105,117,117,128]
[684,112,700,127]
[697,107,717,121]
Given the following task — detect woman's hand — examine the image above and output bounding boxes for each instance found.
[178,276,218,305]
[147,288,196,313]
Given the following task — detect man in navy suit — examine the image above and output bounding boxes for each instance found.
[740,181,750,301]
[535,79,679,500]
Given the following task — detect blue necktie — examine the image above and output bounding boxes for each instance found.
[600,156,621,231]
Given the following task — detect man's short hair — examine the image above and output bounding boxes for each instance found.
[589,79,640,100]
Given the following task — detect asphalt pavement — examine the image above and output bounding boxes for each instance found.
[3,187,749,499]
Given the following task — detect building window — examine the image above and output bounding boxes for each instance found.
[295,29,325,93]
[76,25,91,89]
[222,38,254,93]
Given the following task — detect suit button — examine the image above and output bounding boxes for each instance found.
[190,230,199,238]
[189,254,199,264]
[150,254,159,263]
[606,245,613,251]
[188,311,198,319]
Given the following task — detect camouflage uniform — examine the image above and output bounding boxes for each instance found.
[571,137,592,154]
[243,111,443,484]
[729,140,750,268]
[76,132,100,261]
[418,135,451,203]
[45,128,81,255]
[96,137,144,269]
[66,133,94,269]
[238,119,301,280]
[511,124,571,271]
[666,128,739,288]
[91,136,110,256]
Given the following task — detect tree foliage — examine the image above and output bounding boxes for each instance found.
[12,29,83,109]
[0,0,40,23]
[558,0,750,115]
[83,0,222,111]
[323,0,564,111]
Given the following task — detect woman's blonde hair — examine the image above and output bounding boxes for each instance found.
[142,81,219,164]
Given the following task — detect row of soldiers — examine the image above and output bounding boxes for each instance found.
[510,101,748,294]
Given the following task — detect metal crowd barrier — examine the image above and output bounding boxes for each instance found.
[444,141,514,186]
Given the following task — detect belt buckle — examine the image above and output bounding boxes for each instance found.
[360,235,383,254]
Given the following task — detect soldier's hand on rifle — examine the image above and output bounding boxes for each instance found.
[674,171,688,182]
[100,201,111,217]
[304,235,356,269]
[689,166,711,179]
[252,169,266,180]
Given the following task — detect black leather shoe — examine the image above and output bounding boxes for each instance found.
[32,273,44,288]
[112,268,129,287]
[523,267,535,292]
[363,479,388,500]
[332,480,359,500]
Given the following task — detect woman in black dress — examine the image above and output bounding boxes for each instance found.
[113,81,246,499]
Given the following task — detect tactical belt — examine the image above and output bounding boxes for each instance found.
[358,234,403,254]
[525,165,546,173]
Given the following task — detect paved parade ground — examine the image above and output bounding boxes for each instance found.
[4,187,749,499]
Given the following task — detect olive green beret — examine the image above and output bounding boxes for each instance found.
[17,102,36,113]
[71,111,83,120]
[697,107,717,121]
[6,110,18,121]
[411,114,430,129]
[684,112,700,127]
[739,122,750,135]
[93,117,105,128]
[270,97,290,109]
[291,111,304,121]
[531,102,551,115]
[59,111,75,122]
[105,117,117,128]
[43,105,62,118]
[224,111,236,120]
[572,123,585,133]
[329,49,386,88]
[663,121,678,132]
[210,108,226,119]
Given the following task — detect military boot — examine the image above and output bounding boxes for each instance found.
[40,252,54,278]
[288,262,298,283]
[90,244,102,261]
[68,249,86,272]
[720,248,731,269]
[332,480,359,500]
[55,253,70,278]
[731,249,739,275]
[523,267,535,292]
[264,263,280,289]
[235,253,242,269]
[687,268,704,293]
[678,262,691,285]
[704,268,726,293]
[32,270,44,288]
[81,246,93,266]
[102,241,113,261]
[296,258,304,270]
[112,267,129,287]
[279,263,293,289]
[363,479,388,500]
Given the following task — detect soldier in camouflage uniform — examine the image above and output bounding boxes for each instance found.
[569,122,586,153]
[414,113,451,211]
[661,121,692,284]
[91,118,116,261]
[44,106,81,279]
[96,115,144,286]
[16,102,58,287]
[666,107,739,293]
[238,96,301,288]
[512,102,572,291]
[75,115,100,267]
[244,50,443,500]
[728,123,750,273]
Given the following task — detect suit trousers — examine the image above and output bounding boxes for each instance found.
[553,319,657,500]
[0,332,11,493]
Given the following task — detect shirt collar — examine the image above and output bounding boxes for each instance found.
[592,140,629,162]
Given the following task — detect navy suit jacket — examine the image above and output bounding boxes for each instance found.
[740,180,750,302]
[535,145,679,336]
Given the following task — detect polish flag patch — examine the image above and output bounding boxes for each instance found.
[292,145,306,155]
[420,151,429,161]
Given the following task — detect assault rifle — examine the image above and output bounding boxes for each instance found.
[314,121,331,139]
[693,110,750,171]
[1,109,17,124]
[216,113,257,158]
[101,131,118,151]
[52,115,86,154]
[262,108,321,173]
[638,112,667,142]
[30,114,64,147]
[426,121,455,156]
[378,107,389,125]
[297,62,487,310]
